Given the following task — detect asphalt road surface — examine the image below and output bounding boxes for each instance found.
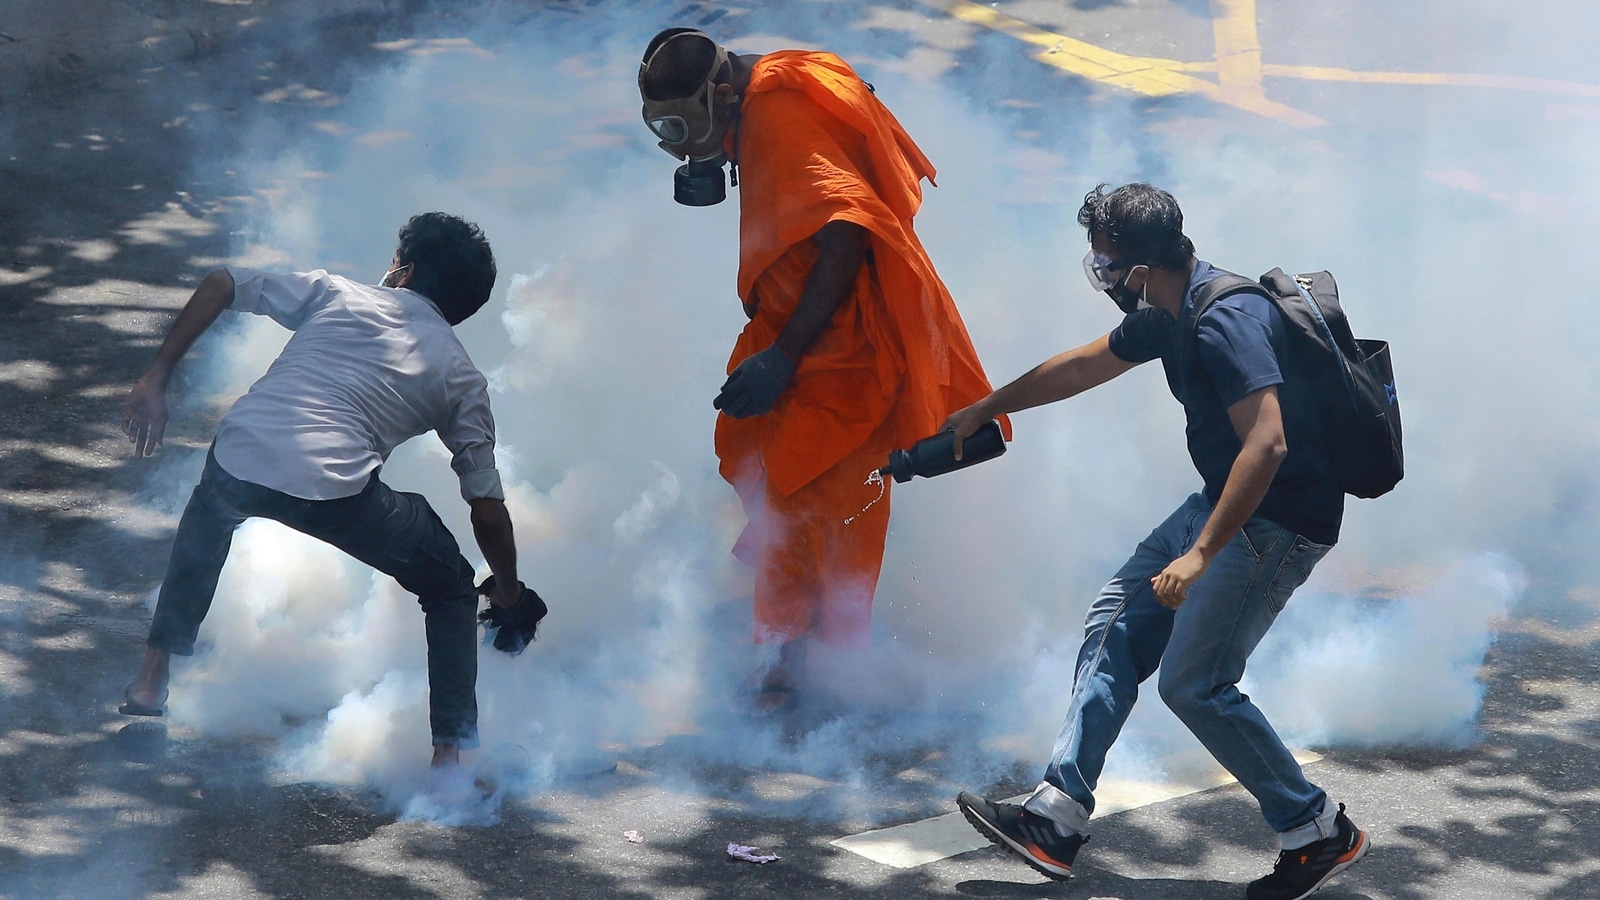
[3,1,1599,898]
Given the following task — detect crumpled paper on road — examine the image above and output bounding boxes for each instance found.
[726,842,780,864]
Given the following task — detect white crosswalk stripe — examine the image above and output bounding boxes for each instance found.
[831,748,1322,869]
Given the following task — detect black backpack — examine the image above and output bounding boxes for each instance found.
[1190,269,1403,499]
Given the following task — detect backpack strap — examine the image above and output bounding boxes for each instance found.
[1185,273,1271,337]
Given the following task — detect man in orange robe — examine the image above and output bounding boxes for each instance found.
[639,29,1001,707]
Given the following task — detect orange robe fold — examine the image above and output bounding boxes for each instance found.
[715,51,1001,644]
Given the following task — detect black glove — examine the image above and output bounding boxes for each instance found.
[713,344,797,418]
[476,576,549,656]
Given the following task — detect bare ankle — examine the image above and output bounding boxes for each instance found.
[431,743,460,769]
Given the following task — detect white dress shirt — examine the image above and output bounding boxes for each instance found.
[211,267,504,503]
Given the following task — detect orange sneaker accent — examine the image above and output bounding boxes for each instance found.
[1025,843,1072,872]
[1334,831,1367,864]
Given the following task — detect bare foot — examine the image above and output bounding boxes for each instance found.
[429,744,496,798]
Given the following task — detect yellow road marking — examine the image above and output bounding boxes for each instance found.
[915,0,1325,127]
[1209,0,1264,100]
[917,0,1190,96]
[915,0,1600,127]
[1261,64,1600,98]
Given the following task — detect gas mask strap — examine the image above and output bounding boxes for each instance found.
[727,101,742,187]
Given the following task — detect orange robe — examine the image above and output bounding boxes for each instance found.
[716,51,1000,646]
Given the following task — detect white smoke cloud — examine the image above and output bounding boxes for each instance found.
[141,8,1599,823]
[1247,554,1525,748]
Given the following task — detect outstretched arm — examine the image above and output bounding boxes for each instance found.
[470,497,521,609]
[941,333,1141,458]
[122,268,236,457]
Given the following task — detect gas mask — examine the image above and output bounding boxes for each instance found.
[639,30,736,207]
[1083,249,1149,314]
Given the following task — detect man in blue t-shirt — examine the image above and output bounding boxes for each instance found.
[947,184,1368,900]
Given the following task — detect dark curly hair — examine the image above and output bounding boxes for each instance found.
[1077,183,1195,269]
[393,212,496,325]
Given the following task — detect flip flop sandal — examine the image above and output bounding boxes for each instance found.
[119,684,167,717]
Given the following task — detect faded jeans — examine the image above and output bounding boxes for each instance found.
[1025,493,1332,836]
[148,449,480,748]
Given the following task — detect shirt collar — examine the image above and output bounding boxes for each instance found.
[1180,259,1218,313]
[395,285,449,321]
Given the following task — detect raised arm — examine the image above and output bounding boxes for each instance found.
[942,333,1141,459]
[122,268,235,457]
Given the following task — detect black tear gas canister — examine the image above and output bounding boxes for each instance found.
[880,420,1006,484]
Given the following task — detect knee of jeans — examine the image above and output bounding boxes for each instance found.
[1157,667,1210,718]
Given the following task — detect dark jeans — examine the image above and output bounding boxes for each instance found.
[149,450,480,748]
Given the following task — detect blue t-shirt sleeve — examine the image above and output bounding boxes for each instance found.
[1195,295,1284,407]
[1108,307,1172,363]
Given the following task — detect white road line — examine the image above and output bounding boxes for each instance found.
[831,748,1323,869]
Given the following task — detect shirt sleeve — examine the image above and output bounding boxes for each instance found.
[226,267,333,331]
[1107,307,1173,363]
[440,359,504,503]
[1195,295,1285,408]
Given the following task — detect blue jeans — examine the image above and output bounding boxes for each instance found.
[148,450,480,748]
[1024,493,1332,835]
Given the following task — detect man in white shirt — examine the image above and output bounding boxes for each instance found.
[119,212,537,771]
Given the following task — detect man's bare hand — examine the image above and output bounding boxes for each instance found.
[1152,547,1210,610]
[940,400,994,461]
[123,376,169,457]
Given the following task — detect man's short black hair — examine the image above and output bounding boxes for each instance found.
[1077,182,1195,269]
[393,212,496,326]
[640,28,725,101]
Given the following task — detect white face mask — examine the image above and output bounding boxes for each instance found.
[380,263,411,288]
[1084,250,1150,313]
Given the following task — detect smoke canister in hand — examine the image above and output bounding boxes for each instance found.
[880,420,1007,484]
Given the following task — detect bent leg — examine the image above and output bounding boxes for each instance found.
[279,479,479,748]
[1157,517,1333,834]
[1025,495,1208,833]
[148,454,248,656]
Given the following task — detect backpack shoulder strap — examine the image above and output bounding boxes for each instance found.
[1185,272,1270,336]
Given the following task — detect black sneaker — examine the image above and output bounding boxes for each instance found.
[476,577,549,656]
[1247,803,1370,900]
[956,791,1087,881]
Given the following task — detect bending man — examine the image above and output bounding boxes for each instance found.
[949,184,1367,900]
[120,212,539,770]
[637,29,1001,711]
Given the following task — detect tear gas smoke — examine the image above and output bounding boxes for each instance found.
[141,7,1596,824]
